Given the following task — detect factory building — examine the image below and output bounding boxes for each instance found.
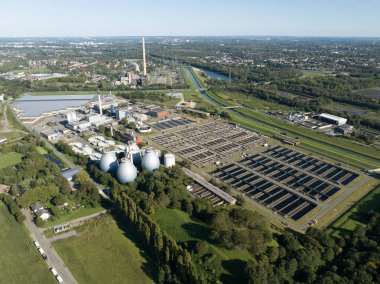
[41,130,58,140]
[66,111,78,123]
[117,109,131,120]
[148,109,169,118]
[69,120,91,132]
[335,124,355,135]
[318,113,347,126]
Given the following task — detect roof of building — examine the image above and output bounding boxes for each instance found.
[319,113,346,122]
[61,168,80,180]
[31,202,43,211]
[36,208,50,217]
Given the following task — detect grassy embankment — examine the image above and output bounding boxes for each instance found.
[53,215,154,284]
[0,203,55,284]
[328,184,380,237]
[194,75,380,169]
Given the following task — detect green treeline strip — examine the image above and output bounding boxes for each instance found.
[0,194,25,223]
[113,193,203,283]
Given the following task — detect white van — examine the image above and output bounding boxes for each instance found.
[50,268,58,277]
[56,275,64,283]
[34,241,40,248]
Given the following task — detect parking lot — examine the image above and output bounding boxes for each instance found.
[151,122,266,167]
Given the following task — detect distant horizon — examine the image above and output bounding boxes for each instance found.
[0,35,379,39]
[0,0,379,38]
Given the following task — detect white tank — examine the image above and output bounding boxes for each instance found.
[99,151,118,173]
[164,153,175,167]
[117,158,138,183]
[142,149,160,172]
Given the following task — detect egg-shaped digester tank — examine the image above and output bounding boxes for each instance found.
[141,148,160,172]
[99,151,118,173]
[117,158,138,183]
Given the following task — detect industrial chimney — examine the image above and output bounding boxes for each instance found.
[142,37,147,76]
[98,94,103,116]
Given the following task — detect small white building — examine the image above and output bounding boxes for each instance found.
[36,209,51,221]
[0,93,4,102]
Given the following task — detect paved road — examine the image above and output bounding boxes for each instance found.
[49,230,77,242]
[22,209,78,284]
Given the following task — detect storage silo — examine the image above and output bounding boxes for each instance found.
[117,158,138,183]
[99,151,118,173]
[164,153,175,167]
[141,148,160,172]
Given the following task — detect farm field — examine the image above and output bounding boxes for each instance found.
[0,203,55,284]
[0,152,23,169]
[152,207,253,283]
[53,214,154,284]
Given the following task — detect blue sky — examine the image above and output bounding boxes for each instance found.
[0,0,379,37]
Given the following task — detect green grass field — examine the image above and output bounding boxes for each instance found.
[36,146,48,155]
[152,207,253,283]
[328,184,380,237]
[53,214,154,284]
[0,152,23,169]
[0,203,55,284]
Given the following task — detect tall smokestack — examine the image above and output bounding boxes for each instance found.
[98,94,103,116]
[142,36,147,76]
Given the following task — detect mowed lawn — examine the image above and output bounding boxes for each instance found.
[328,184,380,237]
[152,208,253,283]
[0,152,23,169]
[0,203,55,284]
[53,215,154,284]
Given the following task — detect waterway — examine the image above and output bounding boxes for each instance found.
[184,67,223,107]
[14,94,95,117]
[198,68,229,81]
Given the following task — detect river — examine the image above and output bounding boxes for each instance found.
[184,67,223,106]
[198,68,229,81]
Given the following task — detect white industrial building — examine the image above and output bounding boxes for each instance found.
[318,113,347,126]
[66,111,78,123]
[69,120,91,132]
[116,108,131,120]
[41,130,59,140]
